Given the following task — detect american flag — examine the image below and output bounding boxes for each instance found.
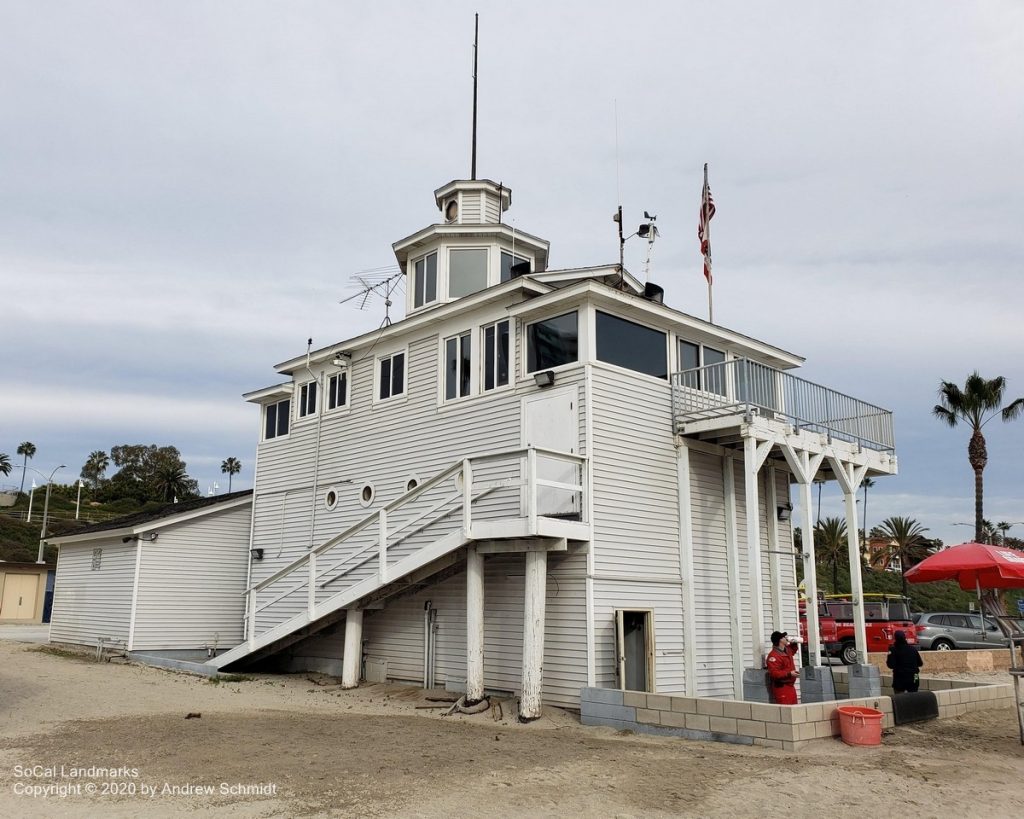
[698,165,715,284]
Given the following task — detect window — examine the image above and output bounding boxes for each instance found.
[327,372,348,410]
[378,352,406,400]
[677,339,727,396]
[595,311,667,379]
[298,381,318,418]
[444,331,472,400]
[264,398,290,440]
[358,482,375,507]
[414,252,438,308]
[527,311,578,373]
[500,251,529,282]
[483,319,510,391]
[449,248,488,298]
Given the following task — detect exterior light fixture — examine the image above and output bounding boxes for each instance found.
[777,503,793,522]
[332,351,352,368]
[250,547,265,561]
[534,370,555,388]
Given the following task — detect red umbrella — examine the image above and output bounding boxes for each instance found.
[905,541,1024,590]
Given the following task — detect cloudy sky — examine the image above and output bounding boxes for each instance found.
[2,2,1022,547]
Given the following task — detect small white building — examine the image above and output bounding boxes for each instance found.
[208,175,897,718]
[48,492,252,658]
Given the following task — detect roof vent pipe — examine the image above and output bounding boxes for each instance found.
[643,282,664,304]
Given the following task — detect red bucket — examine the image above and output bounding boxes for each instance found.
[836,706,883,746]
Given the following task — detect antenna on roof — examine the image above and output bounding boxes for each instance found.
[340,266,403,327]
[471,13,479,181]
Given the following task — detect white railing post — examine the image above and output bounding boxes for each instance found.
[378,508,388,583]
[462,458,473,537]
[307,551,316,620]
[527,447,538,532]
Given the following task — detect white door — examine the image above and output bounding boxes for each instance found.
[522,387,579,516]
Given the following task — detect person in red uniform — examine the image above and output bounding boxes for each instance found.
[765,630,800,705]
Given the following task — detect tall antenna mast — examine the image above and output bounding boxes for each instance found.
[471,13,479,180]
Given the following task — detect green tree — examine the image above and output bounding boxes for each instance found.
[815,516,848,593]
[934,373,1024,616]
[102,444,199,504]
[152,463,192,503]
[933,373,1024,542]
[0,453,11,477]
[16,441,36,495]
[80,450,111,489]
[220,457,241,493]
[875,516,930,597]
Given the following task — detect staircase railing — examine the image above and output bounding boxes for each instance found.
[244,446,587,649]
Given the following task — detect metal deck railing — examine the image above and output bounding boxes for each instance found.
[671,359,895,452]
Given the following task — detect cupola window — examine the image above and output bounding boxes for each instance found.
[414,252,438,308]
[448,248,488,298]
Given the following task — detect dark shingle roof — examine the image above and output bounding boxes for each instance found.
[51,490,252,538]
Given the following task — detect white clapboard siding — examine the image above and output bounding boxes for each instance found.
[49,539,137,647]
[248,316,588,636]
[359,551,587,708]
[129,505,251,651]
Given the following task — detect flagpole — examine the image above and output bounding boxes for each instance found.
[704,163,713,324]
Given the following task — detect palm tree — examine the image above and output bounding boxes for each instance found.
[875,516,929,597]
[153,464,191,503]
[81,450,110,489]
[220,457,242,493]
[0,453,11,477]
[934,373,1024,543]
[16,441,36,495]
[815,516,848,593]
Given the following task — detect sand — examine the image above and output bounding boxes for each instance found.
[1,641,1021,818]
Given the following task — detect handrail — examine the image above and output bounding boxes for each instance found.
[248,445,585,596]
[671,358,895,452]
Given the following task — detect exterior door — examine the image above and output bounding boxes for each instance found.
[522,387,578,516]
[0,574,39,621]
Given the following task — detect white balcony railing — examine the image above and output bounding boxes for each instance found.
[671,359,894,452]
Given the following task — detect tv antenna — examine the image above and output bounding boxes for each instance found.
[340,266,403,327]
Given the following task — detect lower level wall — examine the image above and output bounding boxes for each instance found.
[866,648,1016,673]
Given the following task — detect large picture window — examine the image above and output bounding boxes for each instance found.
[414,252,437,308]
[444,331,472,400]
[378,352,406,400]
[595,311,667,379]
[264,398,290,440]
[448,248,488,298]
[483,319,510,391]
[527,311,578,373]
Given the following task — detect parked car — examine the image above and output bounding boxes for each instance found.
[912,612,1010,650]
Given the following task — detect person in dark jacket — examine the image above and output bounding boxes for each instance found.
[886,629,923,693]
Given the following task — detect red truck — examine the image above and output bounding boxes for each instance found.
[800,593,917,664]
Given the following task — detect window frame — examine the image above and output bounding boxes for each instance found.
[297,380,319,419]
[263,397,291,441]
[375,348,408,403]
[676,337,729,396]
[447,246,490,299]
[482,318,512,392]
[413,251,438,309]
[594,310,668,381]
[326,371,349,412]
[443,329,474,402]
[525,310,579,374]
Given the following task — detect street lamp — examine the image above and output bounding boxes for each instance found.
[75,479,85,520]
[37,465,66,564]
[27,479,37,523]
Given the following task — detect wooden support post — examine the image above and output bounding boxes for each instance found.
[466,546,485,703]
[843,479,868,662]
[308,551,317,620]
[800,476,823,666]
[526,447,538,532]
[378,509,388,584]
[520,549,547,720]
[341,608,363,689]
[744,435,766,665]
[247,590,256,648]
[462,459,473,537]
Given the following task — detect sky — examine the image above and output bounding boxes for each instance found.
[1,2,1022,548]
